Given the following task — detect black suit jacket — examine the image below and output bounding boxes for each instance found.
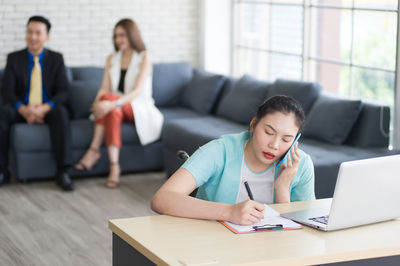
[1,48,69,107]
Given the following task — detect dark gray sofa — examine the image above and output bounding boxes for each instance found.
[0,63,397,199]
[159,66,397,199]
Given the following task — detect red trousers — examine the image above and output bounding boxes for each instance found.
[95,93,134,148]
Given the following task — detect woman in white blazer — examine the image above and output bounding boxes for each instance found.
[75,18,164,188]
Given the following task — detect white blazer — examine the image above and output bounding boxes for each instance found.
[108,50,164,145]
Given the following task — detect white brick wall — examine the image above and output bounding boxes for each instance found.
[0,0,200,68]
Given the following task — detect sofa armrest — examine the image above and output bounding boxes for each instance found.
[0,69,3,105]
[344,100,390,148]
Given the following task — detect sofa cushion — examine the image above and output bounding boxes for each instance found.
[160,107,205,125]
[68,80,100,119]
[153,62,193,107]
[181,69,226,114]
[71,67,103,81]
[11,123,52,152]
[11,119,140,152]
[303,93,362,144]
[216,75,271,125]
[266,79,321,114]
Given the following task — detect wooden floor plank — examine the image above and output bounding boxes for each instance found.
[0,172,166,266]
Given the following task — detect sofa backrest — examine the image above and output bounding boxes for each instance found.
[70,67,103,81]
[67,63,194,119]
[210,76,389,148]
[68,80,100,119]
[1,63,392,149]
[67,67,103,119]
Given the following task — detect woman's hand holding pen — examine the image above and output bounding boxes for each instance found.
[228,200,265,225]
[275,143,301,202]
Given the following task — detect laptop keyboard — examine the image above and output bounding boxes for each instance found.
[309,215,329,225]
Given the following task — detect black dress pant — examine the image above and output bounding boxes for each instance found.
[0,104,72,173]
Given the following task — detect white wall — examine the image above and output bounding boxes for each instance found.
[0,0,200,67]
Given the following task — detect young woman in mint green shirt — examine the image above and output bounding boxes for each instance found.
[152,96,315,225]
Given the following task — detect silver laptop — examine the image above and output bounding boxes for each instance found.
[281,154,400,231]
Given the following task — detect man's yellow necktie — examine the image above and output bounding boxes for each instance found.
[28,56,42,105]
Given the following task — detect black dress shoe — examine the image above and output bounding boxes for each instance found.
[0,171,10,186]
[56,172,74,191]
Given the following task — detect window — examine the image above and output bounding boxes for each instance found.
[232,1,304,81]
[232,0,398,138]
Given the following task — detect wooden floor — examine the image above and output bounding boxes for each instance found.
[0,172,166,266]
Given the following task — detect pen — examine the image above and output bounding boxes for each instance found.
[244,181,254,200]
[253,224,283,231]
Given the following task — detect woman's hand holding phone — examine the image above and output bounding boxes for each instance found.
[274,142,301,202]
[276,133,301,168]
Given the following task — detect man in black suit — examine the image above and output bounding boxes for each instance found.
[0,16,74,191]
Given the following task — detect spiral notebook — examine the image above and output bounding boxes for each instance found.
[219,204,302,234]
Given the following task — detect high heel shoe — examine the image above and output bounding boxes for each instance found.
[106,162,120,188]
[74,147,101,171]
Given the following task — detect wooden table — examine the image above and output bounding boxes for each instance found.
[109,199,400,265]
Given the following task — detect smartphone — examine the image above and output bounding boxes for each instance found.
[276,133,301,168]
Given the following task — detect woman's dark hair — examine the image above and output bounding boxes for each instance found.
[27,15,51,33]
[252,95,306,132]
[113,18,146,52]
